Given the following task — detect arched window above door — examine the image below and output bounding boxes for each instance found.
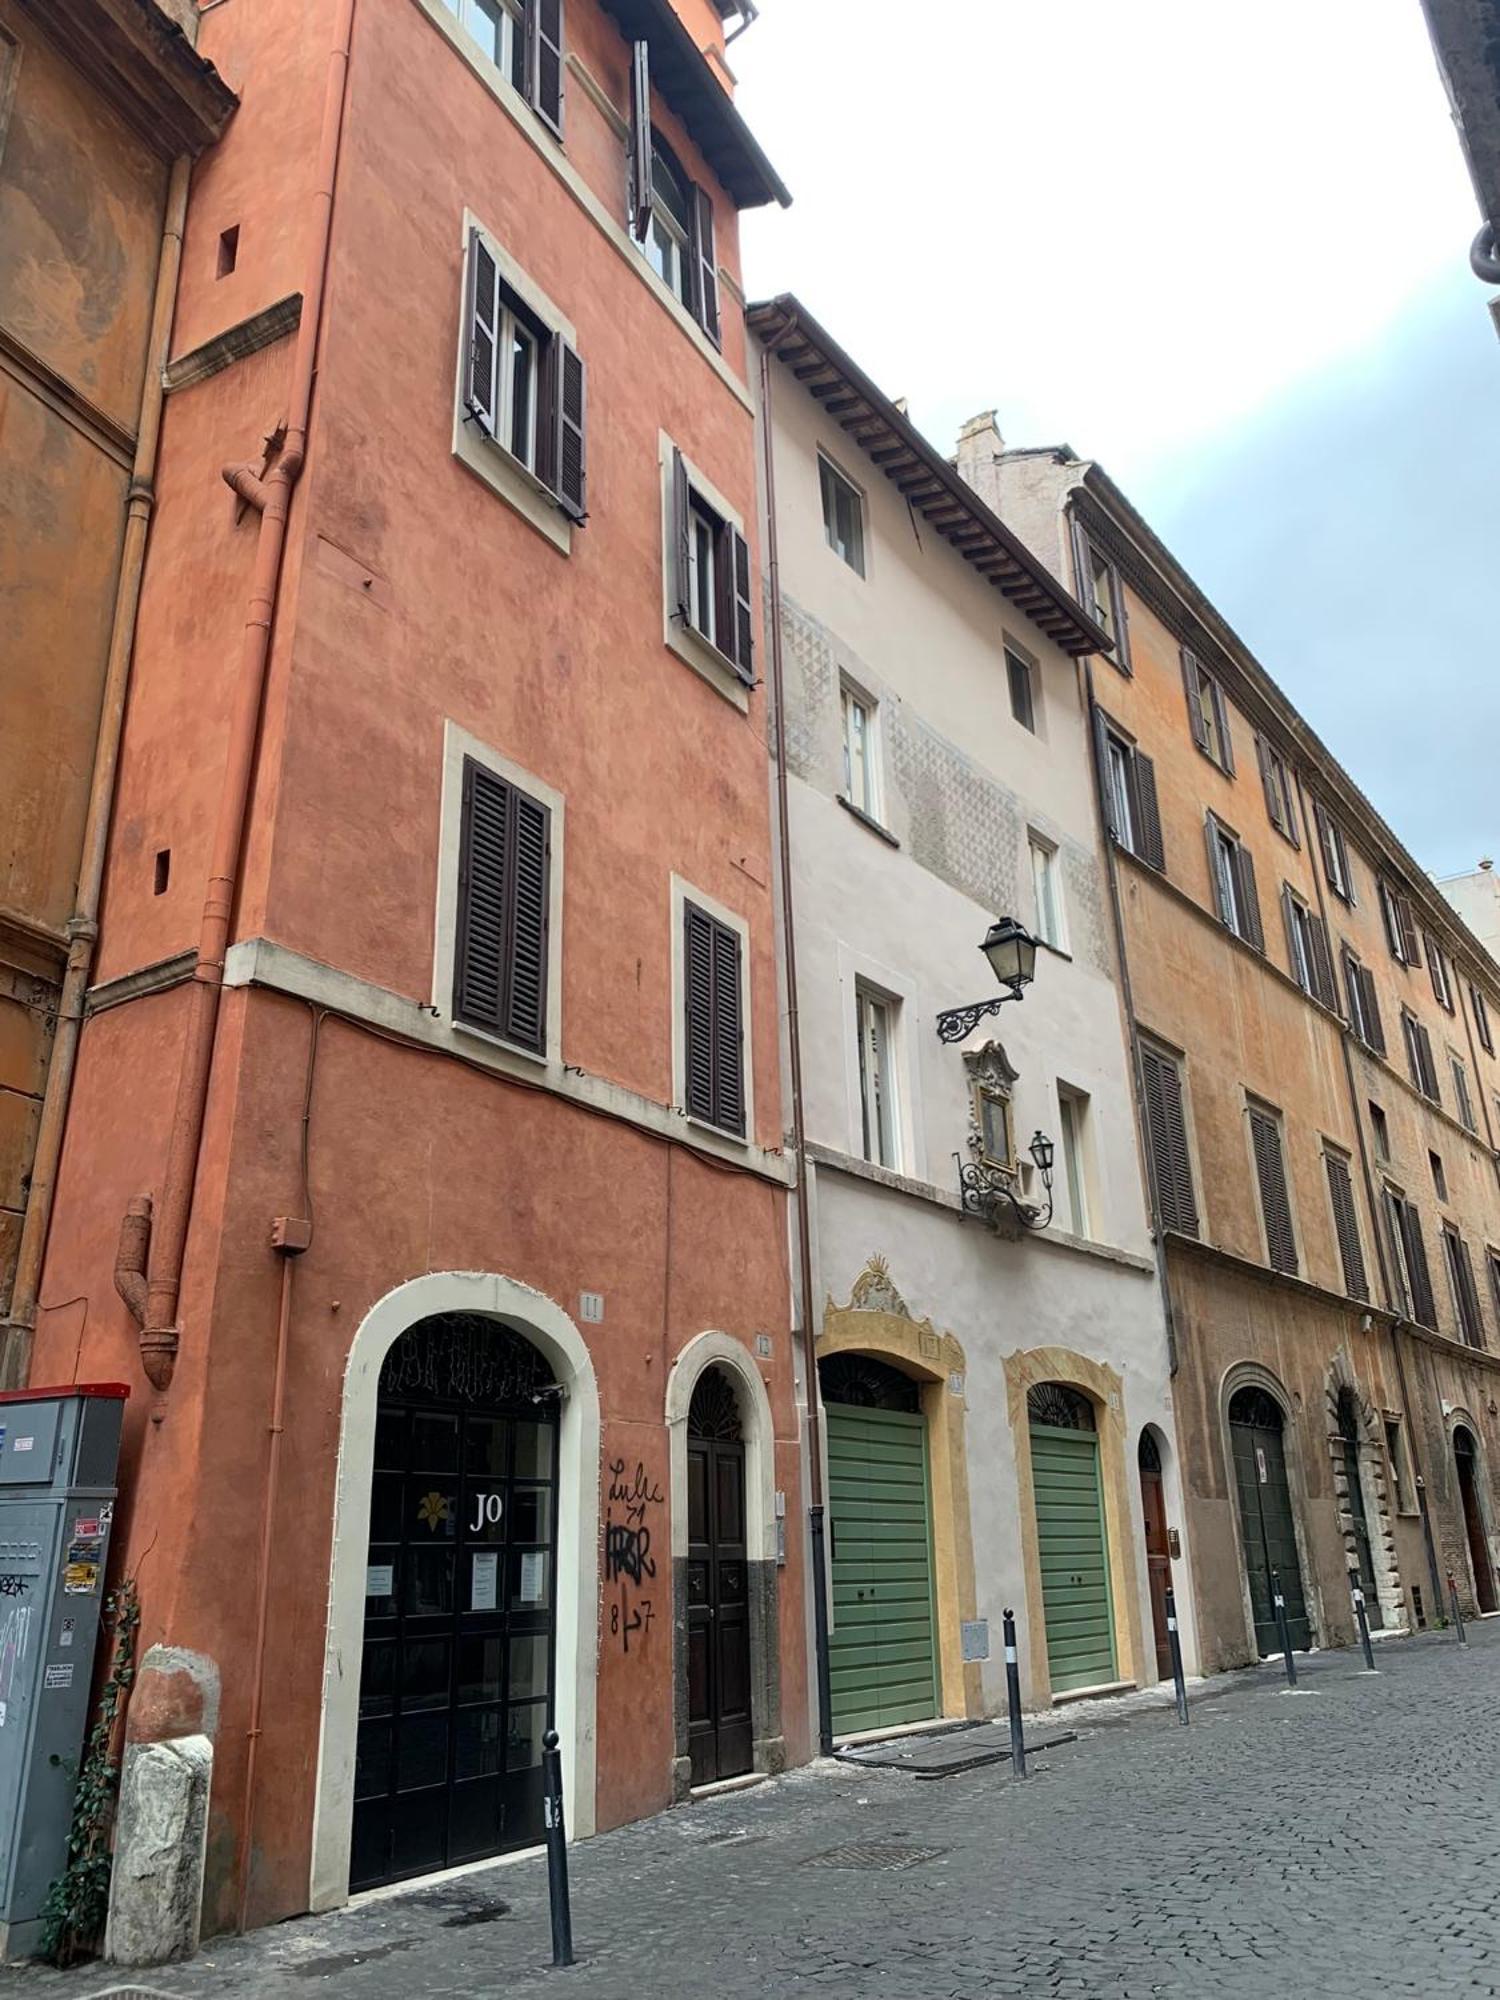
[1228,1385,1284,1431]
[379,1312,557,1406]
[820,1352,922,1413]
[1138,1427,1162,1473]
[1027,1382,1096,1431]
[688,1368,743,1440]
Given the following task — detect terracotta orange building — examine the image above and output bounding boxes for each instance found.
[25,0,799,1941]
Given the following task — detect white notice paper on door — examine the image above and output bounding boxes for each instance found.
[518,1551,545,1604]
[471,1551,498,1612]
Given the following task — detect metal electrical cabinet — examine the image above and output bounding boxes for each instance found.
[0,1385,126,1959]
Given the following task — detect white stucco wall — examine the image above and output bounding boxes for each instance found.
[757,332,1200,1703]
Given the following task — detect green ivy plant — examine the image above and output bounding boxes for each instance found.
[39,1576,140,1967]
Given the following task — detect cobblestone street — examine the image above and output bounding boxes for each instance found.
[17,1624,1500,2000]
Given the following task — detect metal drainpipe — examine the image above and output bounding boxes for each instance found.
[1080,652,1180,1377]
[758,318,834,1757]
[0,152,193,1390]
[1289,765,1445,1621]
[115,0,356,1392]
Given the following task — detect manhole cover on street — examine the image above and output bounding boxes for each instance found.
[802,1841,945,1871]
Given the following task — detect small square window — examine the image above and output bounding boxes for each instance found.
[1006,648,1036,733]
[819,455,866,576]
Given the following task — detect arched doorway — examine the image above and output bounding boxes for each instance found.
[1336,1388,1383,1629]
[686,1368,752,1785]
[1028,1383,1116,1692]
[821,1352,938,1734]
[350,1313,562,1891]
[1138,1429,1172,1682]
[1228,1384,1310,1656]
[1453,1425,1498,1613]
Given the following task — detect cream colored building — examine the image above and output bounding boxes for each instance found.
[1437,859,1500,967]
[751,297,1197,1730]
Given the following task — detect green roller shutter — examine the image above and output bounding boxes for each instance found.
[1030,1421,1116,1693]
[826,1405,938,1735]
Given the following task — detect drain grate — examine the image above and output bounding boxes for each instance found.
[802,1841,945,1872]
[82,1988,180,1999]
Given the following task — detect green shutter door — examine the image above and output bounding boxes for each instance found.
[1030,1421,1117,1693]
[826,1405,939,1734]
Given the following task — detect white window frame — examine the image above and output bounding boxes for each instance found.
[453,211,576,556]
[1056,1083,1094,1238]
[659,432,750,711]
[449,0,526,90]
[840,678,881,822]
[1006,644,1037,734]
[1287,893,1314,994]
[1029,832,1067,953]
[433,719,566,1064]
[819,452,866,577]
[854,981,901,1171]
[836,945,921,1180]
[1105,736,1136,849]
[669,873,754,1146]
[1212,823,1244,933]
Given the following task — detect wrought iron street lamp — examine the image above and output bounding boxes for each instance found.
[935,917,1039,1043]
[956,1127,1057,1233]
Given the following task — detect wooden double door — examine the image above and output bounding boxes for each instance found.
[1229,1386,1311,1656]
[686,1371,753,1787]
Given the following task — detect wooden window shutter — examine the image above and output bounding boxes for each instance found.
[463,229,501,437]
[729,528,754,683]
[1324,1153,1367,1300]
[1206,819,1231,926]
[1140,1047,1199,1237]
[1307,914,1337,1012]
[1397,894,1421,969]
[1488,1249,1500,1331]
[1234,842,1264,951]
[528,0,564,136]
[550,340,586,521]
[628,39,653,239]
[690,184,720,347]
[1249,1108,1297,1273]
[1108,563,1132,672]
[1358,964,1386,1055]
[1400,1202,1436,1328]
[672,446,692,623]
[1281,886,1304,991]
[453,760,551,1054]
[1072,518,1095,621]
[1210,679,1235,774]
[1457,1236,1484,1345]
[1380,882,1403,961]
[1256,737,1286,836]
[1180,650,1209,752]
[1131,750,1164,870]
[1473,985,1494,1054]
[1417,1019,1438,1101]
[683,903,744,1134]
[1092,707,1121,842]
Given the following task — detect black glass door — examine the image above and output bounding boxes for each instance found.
[352,1316,560,1892]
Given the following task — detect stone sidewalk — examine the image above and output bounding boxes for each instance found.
[10,1623,1500,1999]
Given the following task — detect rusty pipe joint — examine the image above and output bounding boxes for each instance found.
[140,1323,181,1391]
[222,462,272,512]
[114,1193,153,1326]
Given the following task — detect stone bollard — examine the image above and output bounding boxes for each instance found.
[105,1734,213,1967]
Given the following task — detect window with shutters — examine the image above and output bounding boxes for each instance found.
[1323,1146,1367,1300]
[1094,711,1164,870]
[1427,937,1455,1012]
[820,454,866,576]
[629,46,721,347]
[1206,817,1264,950]
[854,983,900,1170]
[1282,886,1336,1009]
[676,887,748,1138]
[1073,523,1130,670]
[437,0,564,133]
[451,757,552,1055]
[1470,982,1494,1054]
[1138,1041,1199,1238]
[456,221,586,549]
[1400,1009,1441,1105]
[1342,946,1385,1054]
[1256,737,1299,845]
[663,439,754,697]
[1030,833,1066,952]
[1383,1186,1437,1329]
[1487,1248,1500,1332]
[1181,651,1234,774]
[1007,646,1037,734]
[1451,1052,1477,1133]
[1443,1226,1485,1347]
[1312,799,1354,904]
[1248,1101,1298,1274]
[1379,879,1422,969]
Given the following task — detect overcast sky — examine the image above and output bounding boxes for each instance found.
[735,0,1500,880]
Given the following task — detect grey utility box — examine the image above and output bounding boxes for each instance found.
[0,1385,126,1959]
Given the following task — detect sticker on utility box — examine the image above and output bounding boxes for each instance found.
[64,1530,104,1596]
[44,1664,73,1691]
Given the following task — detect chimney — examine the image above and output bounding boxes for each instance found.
[954,410,1005,511]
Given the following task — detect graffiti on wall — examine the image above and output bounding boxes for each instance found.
[604,1456,664,1655]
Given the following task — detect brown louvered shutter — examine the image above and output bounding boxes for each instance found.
[1131,750,1164,870]
[1140,1046,1199,1237]
[1234,843,1264,951]
[729,529,753,683]
[628,39,653,238]
[529,0,564,135]
[1358,964,1386,1055]
[1417,1019,1439,1102]
[1257,737,1286,836]
[1473,985,1494,1054]
[1379,883,1403,960]
[672,446,692,623]
[1324,1152,1367,1300]
[463,229,500,436]
[1281,886,1305,991]
[453,760,550,1054]
[1181,650,1209,751]
[1397,894,1421,969]
[690,184,720,347]
[553,341,586,521]
[1308,913,1337,1011]
[1109,562,1132,672]
[1092,707,1122,842]
[684,903,744,1135]
[1210,679,1235,775]
[1249,1108,1297,1274]
[1456,1234,1484,1346]
[1400,1202,1437,1328]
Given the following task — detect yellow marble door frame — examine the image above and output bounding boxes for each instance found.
[1004,1347,1145,1706]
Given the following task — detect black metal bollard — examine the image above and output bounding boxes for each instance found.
[1164,1583,1190,1725]
[1270,1568,1298,1687]
[1349,1570,1377,1672]
[541,1728,575,1968]
[1448,1570,1468,1645]
[1002,1607,1027,1778]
